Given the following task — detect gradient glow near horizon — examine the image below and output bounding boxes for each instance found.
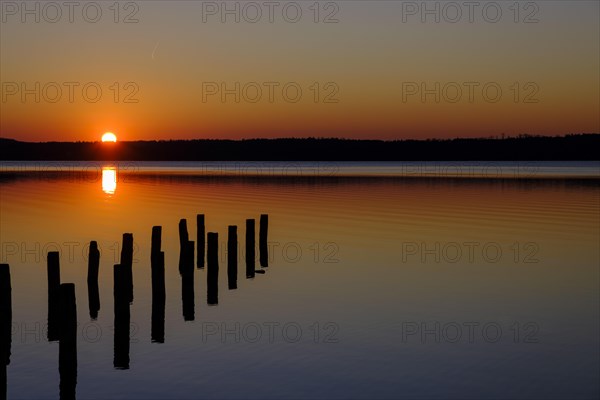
[1,1,598,142]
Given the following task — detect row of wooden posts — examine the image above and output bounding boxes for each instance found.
[0,214,269,399]
[2,262,76,400]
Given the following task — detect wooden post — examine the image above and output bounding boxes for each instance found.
[87,241,100,320]
[47,252,61,342]
[260,214,269,267]
[179,219,189,245]
[207,233,219,305]
[120,233,134,267]
[227,226,237,290]
[181,241,195,321]
[197,214,205,269]
[246,219,255,279]
[1,264,11,400]
[113,265,130,370]
[178,219,188,274]
[151,226,162,257]
[120,233,134,303]
[59,283,77,400]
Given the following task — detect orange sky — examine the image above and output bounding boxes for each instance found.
[1,1,598,141]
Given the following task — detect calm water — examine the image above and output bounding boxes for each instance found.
[0,162,599,399]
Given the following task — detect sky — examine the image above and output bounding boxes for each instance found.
[1,0,599,142]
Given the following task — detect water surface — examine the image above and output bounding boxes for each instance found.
[1,162,598,399]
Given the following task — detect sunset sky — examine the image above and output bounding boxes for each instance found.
[1,1,599,142]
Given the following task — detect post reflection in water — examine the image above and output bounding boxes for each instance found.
[151,227,166,343]
[113,264,130,370]
[1,264,12,400]
[207,233,219,305]
[181,241,195,321]
[101,167,117,195]
[114,233,134,370]
[58,284,77,400]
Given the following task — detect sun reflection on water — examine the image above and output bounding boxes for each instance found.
[102,167,117,194]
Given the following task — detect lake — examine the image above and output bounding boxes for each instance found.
[1,162,599,399]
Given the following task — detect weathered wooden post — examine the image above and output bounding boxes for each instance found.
[113,265,130,370]
[121,233,134,267]
[1,264,11,400]
[227,226,237,290]
[151,226,165,342]
[151,226,162,257]
[181,241,195,321]
[87,241,100,320]
[120,233,134,303]
[246,219,255,279]
[197,214,205,269]
[47,252,61,342]
[260,214,269,267]
[207,233,219,305]
[59,283,77,400]
[179,218,189,245]
[178,219,188,274]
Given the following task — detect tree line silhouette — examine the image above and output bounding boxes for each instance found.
[0,134,598,161]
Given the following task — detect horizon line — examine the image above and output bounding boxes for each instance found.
[2,133,599,144]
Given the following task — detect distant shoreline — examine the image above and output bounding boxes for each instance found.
[1,134,598,161]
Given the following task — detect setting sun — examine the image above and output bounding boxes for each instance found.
[102,132,117,142]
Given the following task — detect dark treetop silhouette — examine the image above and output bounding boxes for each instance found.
[0,135,598,161]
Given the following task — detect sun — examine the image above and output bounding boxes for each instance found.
[102,132,117,142]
